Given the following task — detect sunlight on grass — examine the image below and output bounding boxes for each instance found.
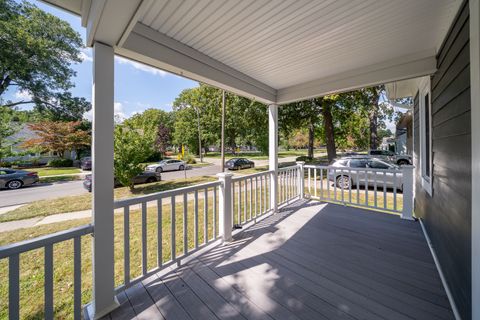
[24,167,81,177]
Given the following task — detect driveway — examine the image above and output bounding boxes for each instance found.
[0,180,87,207]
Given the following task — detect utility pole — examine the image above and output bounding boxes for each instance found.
[220,90,226,172]
[195,106,203,163]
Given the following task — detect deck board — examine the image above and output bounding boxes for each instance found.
[106,201,455,320]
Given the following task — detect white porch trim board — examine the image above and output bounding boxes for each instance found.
[470,0,480,319]
[269,104,279,213]
[91,42,119,318]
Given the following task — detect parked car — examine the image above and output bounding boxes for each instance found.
[327,157,403,191]
[0,168,39,190]
[81,157,92,170]
[368,149,412,165]
[83,171,161,192]
[145,159,186,173]
[225,158,255,170]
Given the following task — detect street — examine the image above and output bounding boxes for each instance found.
[0,180,87,207]
[0,156,303,208]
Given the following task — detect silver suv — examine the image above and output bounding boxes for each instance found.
[368,150,412,165]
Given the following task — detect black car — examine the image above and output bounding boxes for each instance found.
[80,157,92,170]
[225,158,255,170]
[83,171,161,192]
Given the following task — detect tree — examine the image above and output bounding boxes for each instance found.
[124,108,174,160]
[0,0,91,119]
[21,121,91,157]
[0,106,19,159]
[114,124,151,190]
[155,123,171,157]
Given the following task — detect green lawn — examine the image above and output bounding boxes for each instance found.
[24,167,82,177]
[0,176,217,222]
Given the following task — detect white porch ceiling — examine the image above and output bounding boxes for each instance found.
[44,0,462,104]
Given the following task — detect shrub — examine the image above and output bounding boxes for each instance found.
[48,158,73,167]
[296,156,313,162]
[0,161,12,168]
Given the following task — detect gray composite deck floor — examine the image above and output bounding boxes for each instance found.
[104,200,454,320]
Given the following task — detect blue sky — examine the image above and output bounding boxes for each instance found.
[4,0,198,120]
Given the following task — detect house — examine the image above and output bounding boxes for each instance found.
[1,0,478,319]
[395,111,413,155]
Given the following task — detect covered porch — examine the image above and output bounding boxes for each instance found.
[99,201,453,320]
[2,0,479,318]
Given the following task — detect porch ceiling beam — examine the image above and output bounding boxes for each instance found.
[276,52,437,104]
[85,0,146,47]
[118,23,277,104]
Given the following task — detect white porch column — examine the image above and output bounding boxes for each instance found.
[91,42,118,318]
[269,104,278,213]
[470,0,480,318]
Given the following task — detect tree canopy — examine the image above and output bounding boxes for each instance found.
[0,0,90,120]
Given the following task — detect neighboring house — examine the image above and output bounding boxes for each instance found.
[379,136,395,152]
[2,124,77,163]
[395,111,413,155]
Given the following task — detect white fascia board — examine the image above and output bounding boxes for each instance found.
[119,23,277,104]
[276,52,437,104]
[39,0,82,16]
[385,78,423,100]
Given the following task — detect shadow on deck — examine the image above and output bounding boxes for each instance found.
[104,200,454,320]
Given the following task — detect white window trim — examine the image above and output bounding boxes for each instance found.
[419,77,433,195]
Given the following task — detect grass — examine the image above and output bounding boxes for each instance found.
[39,176,82,183]
[0,176,217,223]
[24,167,82,177]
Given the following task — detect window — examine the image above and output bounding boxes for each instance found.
[369,160,390,169]
[419,78,433,195]
[349,159,368,168]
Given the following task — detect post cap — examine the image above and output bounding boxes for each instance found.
[216,172,234,178]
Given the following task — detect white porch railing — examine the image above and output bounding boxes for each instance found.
[0,224,93,320]
[0,162,414,318]
[231,170,272,227]
[113,180,222,292]
[278,165,302,205]
[304,164,414,219]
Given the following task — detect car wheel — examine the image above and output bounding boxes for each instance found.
[146,177,157,183]
[250,164,254,168]
[397,159,409,166]
[179,165,184,170]
[7,180,23,190]
[336,175,351,189]
[156,167,163,173]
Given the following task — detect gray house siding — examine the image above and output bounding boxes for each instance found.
[413,1,471,319]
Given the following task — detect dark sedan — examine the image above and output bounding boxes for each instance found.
[81,157,92,170]
[225,158,255,170]
[83,171,161,192]
[0,168,39,190]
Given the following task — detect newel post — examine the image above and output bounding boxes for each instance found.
[296,161,305,199]
[401,165,415,220]
[217,172,233,242]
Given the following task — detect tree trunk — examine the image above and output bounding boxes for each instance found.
[322,103,336,163]
[369,109,378,150]
[369,91,381,150]
[307,122,314,159]
[0,75,11,97]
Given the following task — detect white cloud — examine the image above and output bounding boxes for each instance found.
[115,56,167,77]
[83,101,126,121]
[15,90,32,101]
[78,48,93,62]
